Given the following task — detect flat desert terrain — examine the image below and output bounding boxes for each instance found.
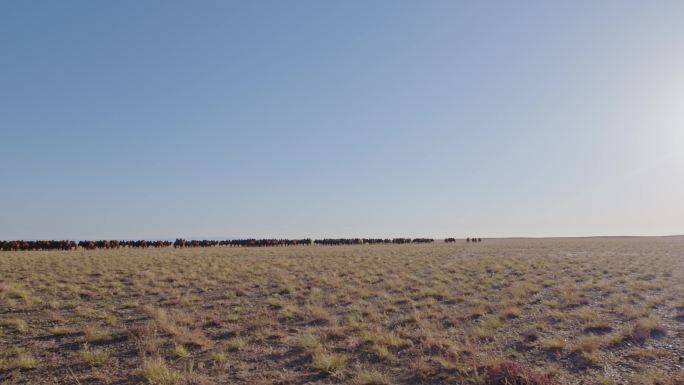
[1,238,683,385]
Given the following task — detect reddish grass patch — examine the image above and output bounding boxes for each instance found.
[486,361,560,385]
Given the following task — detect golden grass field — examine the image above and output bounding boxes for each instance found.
[1,238,683,385]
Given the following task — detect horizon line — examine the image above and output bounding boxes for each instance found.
[2,234,683,242]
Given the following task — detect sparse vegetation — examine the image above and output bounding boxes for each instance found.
[0,238,682,383]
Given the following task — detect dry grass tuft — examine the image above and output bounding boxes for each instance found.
[540,337,566,352]
[311,351,348,374]
[499,307,522,320]
[8,348,38,370]
[355,370,392,385]
[141,357,183,385]
[225,337,246,351]
[77,345,110,367]
[631,317,665,341]
[84,324,113,342]
[572,335,602,354]
[171,344,191,358]
[1,318,29,333]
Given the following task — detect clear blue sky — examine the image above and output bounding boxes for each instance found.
[2,1,683,239]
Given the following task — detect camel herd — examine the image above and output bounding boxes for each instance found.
[445,237,482,243]
[0,237,483,251]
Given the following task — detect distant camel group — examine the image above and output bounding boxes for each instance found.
[173,238,313,248]
[0,240,77,251]
[445,237,482,243]
[314,238,435,246]
[0,239,172,251]
[1,237,480,251]
[79,240,172,249]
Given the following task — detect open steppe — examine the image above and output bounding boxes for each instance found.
[1,238,683,384]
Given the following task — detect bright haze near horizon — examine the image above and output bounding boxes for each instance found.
[1,1,683,240]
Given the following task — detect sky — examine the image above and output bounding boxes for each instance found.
[1,1,683,239]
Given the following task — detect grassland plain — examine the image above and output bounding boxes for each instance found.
[1,238,683,385]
